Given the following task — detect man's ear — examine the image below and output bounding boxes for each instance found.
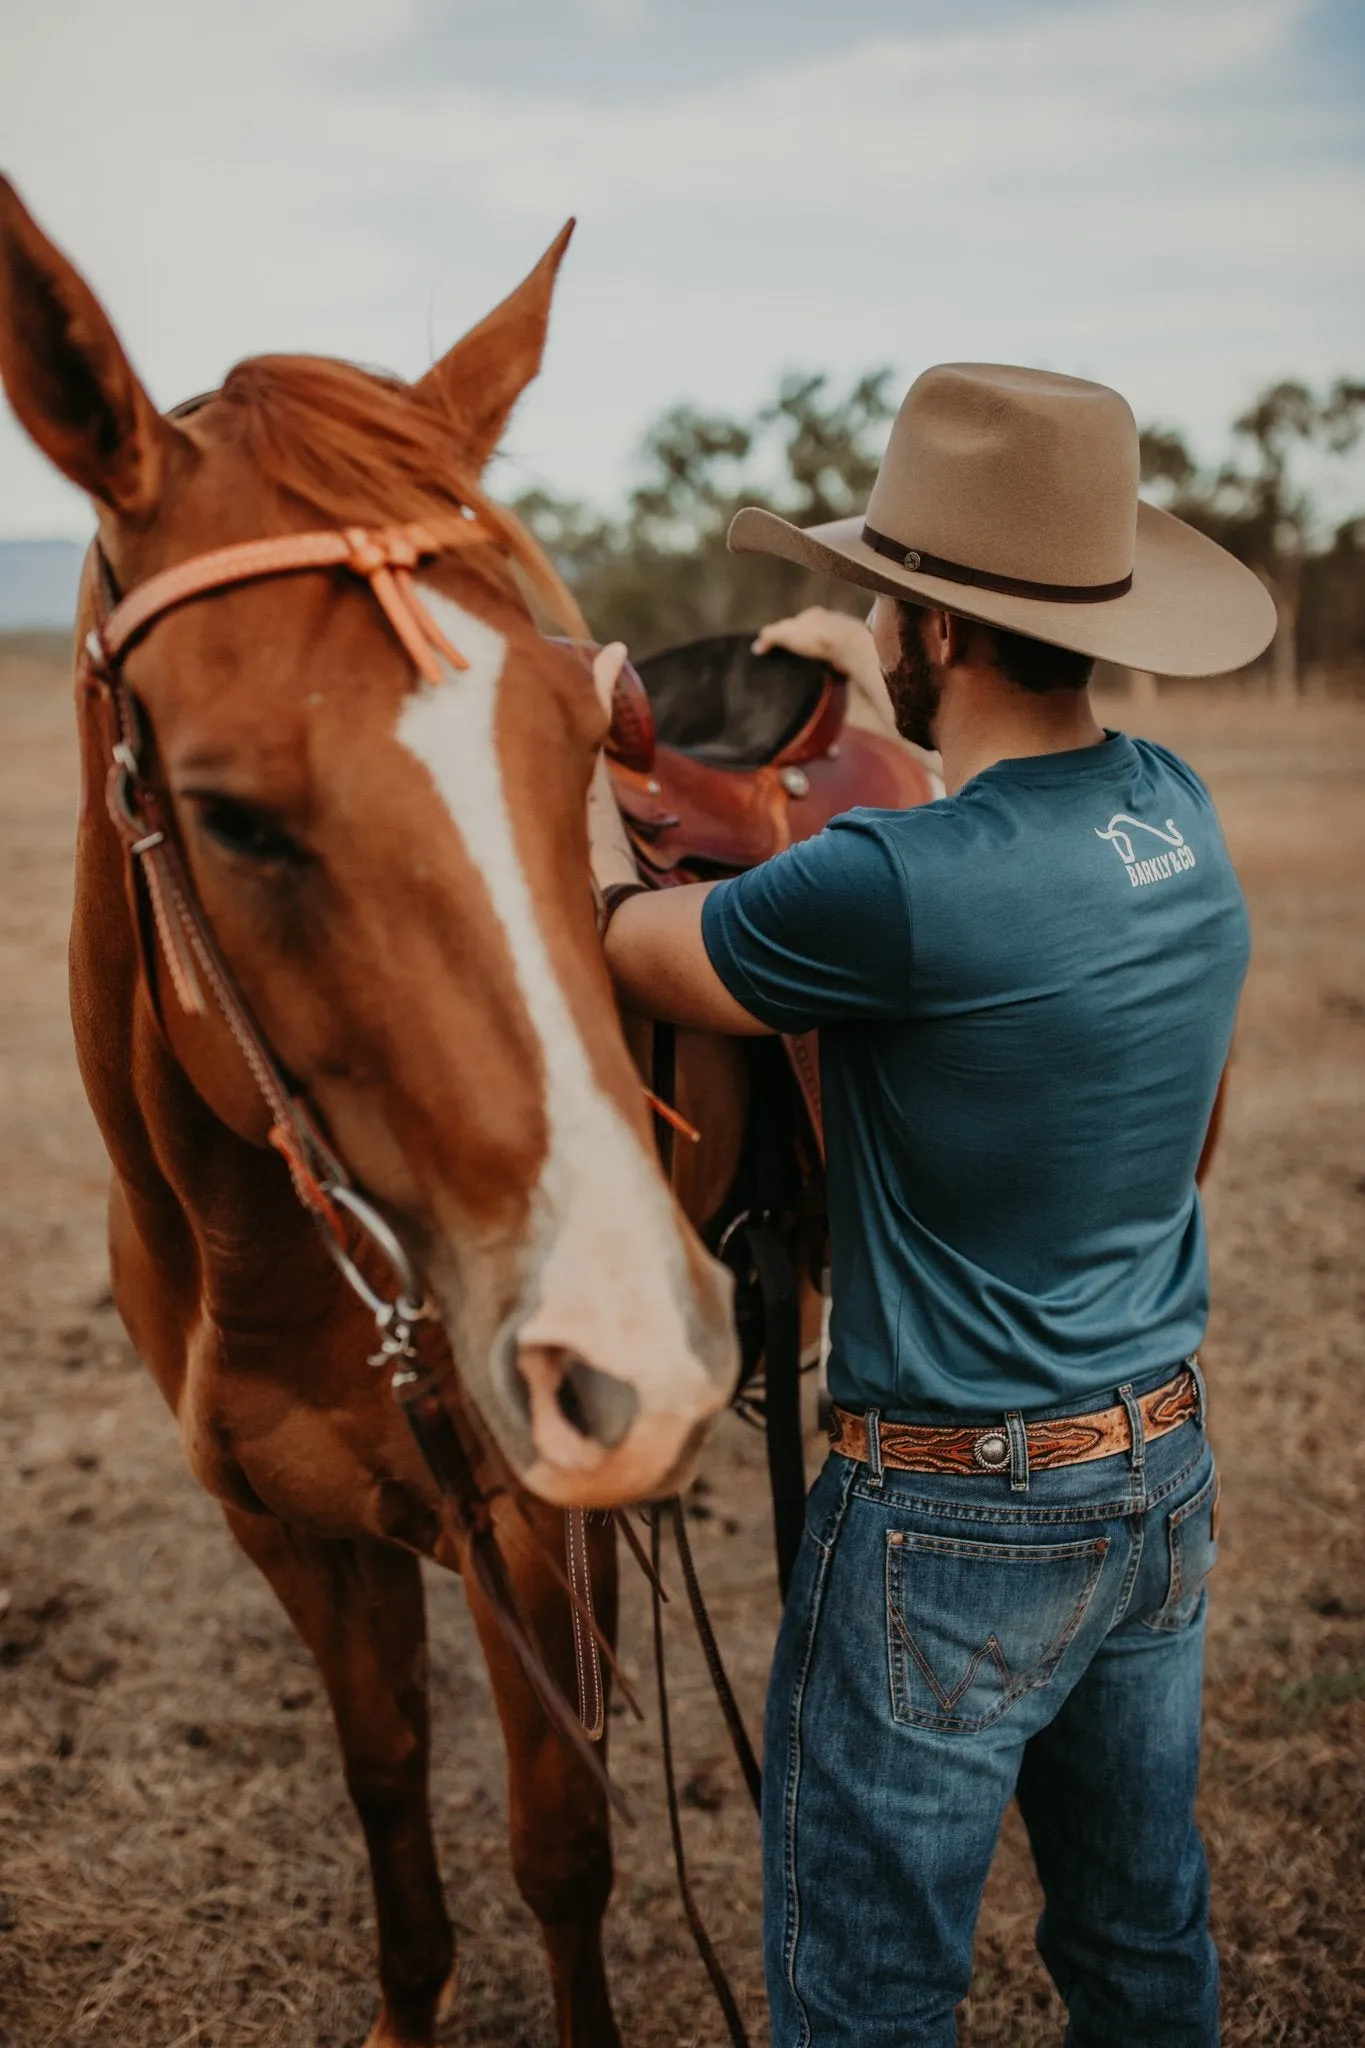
[0,175,173,519]
[929,609,968,665]
[414,220,575,474]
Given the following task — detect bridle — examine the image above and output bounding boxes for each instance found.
[88,518,482,1375]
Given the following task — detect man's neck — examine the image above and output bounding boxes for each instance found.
[934,669,1107,796]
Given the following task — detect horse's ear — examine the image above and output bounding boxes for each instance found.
[0,175,172,519]
[415,220,575,472]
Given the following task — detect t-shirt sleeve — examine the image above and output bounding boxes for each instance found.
[700,811,915,1033]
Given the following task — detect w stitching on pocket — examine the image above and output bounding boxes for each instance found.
[885,1529,1109,1734]
[892,1611,1013,1714]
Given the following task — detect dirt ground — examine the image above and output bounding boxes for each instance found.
[0,639,1361,2048]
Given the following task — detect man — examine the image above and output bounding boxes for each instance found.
[591,362,1275,2046]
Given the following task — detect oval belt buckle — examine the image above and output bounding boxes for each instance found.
[972,1428,1011,1473]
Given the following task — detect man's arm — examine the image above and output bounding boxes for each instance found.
[603,883,774,1036]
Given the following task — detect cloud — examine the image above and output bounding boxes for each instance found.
[0,0,1359,537]
[372,0,1317,212]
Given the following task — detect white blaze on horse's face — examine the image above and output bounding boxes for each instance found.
[397,591,736,1506]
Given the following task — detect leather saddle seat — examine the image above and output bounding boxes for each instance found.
[636,634,833,767]
[603,630,936,877]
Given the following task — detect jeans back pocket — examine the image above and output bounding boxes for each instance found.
[1143,1465,1219,1633]
[886,1528,1109,1733]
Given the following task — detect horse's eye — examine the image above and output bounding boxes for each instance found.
[193,795,307,867]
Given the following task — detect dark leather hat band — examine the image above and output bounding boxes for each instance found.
[861,522,1134,604]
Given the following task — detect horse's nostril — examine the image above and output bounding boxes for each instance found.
[555,1366,593,1438]
[515,1343,642,1456]
[560,1355,640,1450]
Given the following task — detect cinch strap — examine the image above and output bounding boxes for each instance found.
[860,523,1134,604]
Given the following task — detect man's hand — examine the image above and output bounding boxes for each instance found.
[754,605,910,747]
[752,605,877,678]
[586,636,640,897]
[591,639,629,713]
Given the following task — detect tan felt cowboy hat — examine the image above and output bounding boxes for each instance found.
[729,363,1276,677]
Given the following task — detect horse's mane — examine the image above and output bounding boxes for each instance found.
[217,354,587,638]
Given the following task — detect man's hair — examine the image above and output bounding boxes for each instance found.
[898,601,1094,694]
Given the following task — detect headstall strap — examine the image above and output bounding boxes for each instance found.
[83,520,489,1366]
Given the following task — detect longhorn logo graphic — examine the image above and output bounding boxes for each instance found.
[1095,814,1186,866]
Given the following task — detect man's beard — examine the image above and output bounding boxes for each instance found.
[882,606,943,751]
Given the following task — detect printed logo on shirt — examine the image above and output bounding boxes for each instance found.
[1095,813,1197,888]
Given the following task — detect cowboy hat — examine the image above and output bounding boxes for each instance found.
[728,363,1275,677]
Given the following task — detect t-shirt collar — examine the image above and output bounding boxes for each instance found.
[963,730,1138,791]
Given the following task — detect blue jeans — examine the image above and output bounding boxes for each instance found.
[763,1369,1220,2046]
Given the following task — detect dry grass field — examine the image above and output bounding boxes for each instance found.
[0,637,1361,2046]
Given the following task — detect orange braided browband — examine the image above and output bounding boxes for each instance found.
[95,520,490,684]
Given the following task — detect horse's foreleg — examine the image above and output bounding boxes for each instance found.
[223,1508,454,2048]
[465,1498,622,2048]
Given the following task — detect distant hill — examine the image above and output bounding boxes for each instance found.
[0,539,86,631]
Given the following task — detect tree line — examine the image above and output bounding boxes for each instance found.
[512,371,1365,687]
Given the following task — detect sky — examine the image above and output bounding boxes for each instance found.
[0,0,1362,540]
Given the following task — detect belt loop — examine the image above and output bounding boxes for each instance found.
[1118,1382,1145,1493]
[865,1408,885,1489]
[1004,1410,1030,1493]
[1187,1354,1208,1430]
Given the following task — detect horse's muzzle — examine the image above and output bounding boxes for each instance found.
[511,1339,727,1508]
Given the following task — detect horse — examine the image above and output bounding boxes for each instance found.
[0,179,748,2048]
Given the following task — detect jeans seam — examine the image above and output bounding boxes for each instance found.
[782,1460,854,2046]
[1113,1514,1145,1624]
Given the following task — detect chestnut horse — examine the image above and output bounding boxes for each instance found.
[0,180,751,2047]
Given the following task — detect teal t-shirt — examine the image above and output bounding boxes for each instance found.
[701,733,1249,1416]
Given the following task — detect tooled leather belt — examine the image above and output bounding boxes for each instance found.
[828,1365,1200,1477]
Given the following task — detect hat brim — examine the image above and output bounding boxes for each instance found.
[727,500,1276,678]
